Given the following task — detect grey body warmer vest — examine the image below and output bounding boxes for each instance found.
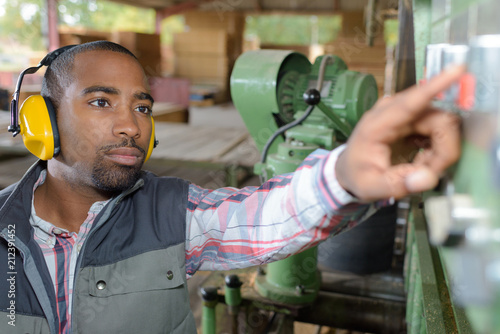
[0,161,197,333]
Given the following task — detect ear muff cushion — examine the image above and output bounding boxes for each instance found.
[19,95,59,160]
[44,96,60,156]
[144,117,156,162]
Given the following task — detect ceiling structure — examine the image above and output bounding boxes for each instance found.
[106,0,397,13]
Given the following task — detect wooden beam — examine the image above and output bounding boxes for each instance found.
[46,0,60,51]
[155,1,199,34]
[243,10,338,16]
[366,0,379,47]
[333,0,341,11]
[254,0,263,12]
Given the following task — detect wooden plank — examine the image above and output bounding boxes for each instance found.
[0,134,27,155]
[0,112,33,155]
[153,102,186,115]
[0,112,28,154]
[150,123,249,163]
[218,136,260,167]
[153,102,188,123]
[0,155,37,189]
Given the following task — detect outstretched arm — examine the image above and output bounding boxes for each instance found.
[184,66,465,276]
[185,149,374,276]
[336,66,464,201]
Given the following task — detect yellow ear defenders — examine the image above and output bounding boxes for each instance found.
[9,45,158,161]
[17,95,60,160]
[9,45,76,160]
[145,117,158,162]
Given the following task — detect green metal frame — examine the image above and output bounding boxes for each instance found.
[409,1,500,333]
[412,0,491,82]
[405,197,473,333]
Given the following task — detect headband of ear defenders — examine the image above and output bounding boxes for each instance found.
[8,45,77,137]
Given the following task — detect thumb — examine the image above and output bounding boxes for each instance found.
[404,167,439,193]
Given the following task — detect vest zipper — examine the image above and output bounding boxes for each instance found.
[69,179,144,331]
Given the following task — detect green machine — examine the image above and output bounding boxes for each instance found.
[403,0,500,333]
[230,50,378,304]
[200,50,402,334]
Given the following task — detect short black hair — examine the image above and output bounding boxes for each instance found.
[40,41,139,112]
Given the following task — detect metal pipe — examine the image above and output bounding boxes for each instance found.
[319,270,406,302]
[224,275,243,334]
[201,287,218,334]
[294,290,406,333]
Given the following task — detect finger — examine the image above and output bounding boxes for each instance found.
[404,167,440,193]
[364,65,465,140]
[394,65,466,119]
[412,111,462,172]
[354,164,439,200]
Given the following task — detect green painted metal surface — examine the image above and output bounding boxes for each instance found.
[202,303,217,334]
[406,198,474,333]
[255,248,321,304]
[436,122,500,333]
[412,0,432,82]
[224,287,242,307]
[285,124,336,150]
[230,50,311,154]
[231,52,378,157]
[412,0,493,82]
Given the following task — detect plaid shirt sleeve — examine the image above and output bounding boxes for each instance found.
[184,145,379,277]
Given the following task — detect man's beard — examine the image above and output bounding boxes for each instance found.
[91,139,145,193]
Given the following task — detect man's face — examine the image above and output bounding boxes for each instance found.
[56,50,153,193]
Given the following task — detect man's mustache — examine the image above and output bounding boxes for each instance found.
[98,138,146,157]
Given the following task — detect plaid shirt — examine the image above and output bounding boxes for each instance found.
[30,170,109,334]
[31,147,372,333]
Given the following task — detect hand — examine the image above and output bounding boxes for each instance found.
[336,66,465,202]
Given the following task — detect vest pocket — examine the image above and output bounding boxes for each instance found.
[74,245,195,333]
[88,248,184,297]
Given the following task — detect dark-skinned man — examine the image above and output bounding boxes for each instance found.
[0,41,462,334]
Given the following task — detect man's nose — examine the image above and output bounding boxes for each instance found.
[113,108,141,139]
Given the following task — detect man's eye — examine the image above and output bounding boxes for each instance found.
[90,99,110,108]
[135,105,152,115]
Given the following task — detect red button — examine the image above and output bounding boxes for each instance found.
[457,73,476,111]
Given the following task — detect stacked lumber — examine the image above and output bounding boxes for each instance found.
[174,10,244,105]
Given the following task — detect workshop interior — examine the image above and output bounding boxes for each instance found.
[1,0,500,332]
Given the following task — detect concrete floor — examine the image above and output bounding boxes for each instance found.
[189,102,247,129]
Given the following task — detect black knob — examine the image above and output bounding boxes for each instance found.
[303,88,321,105]
[225,274,242,288]
[200,286,218,302]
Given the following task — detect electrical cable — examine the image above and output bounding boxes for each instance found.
[316,55,332,92]
[259,55,333,183]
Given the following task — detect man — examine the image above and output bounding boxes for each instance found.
[0,41,462,333]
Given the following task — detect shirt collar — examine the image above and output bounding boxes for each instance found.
[30,169,109,245]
